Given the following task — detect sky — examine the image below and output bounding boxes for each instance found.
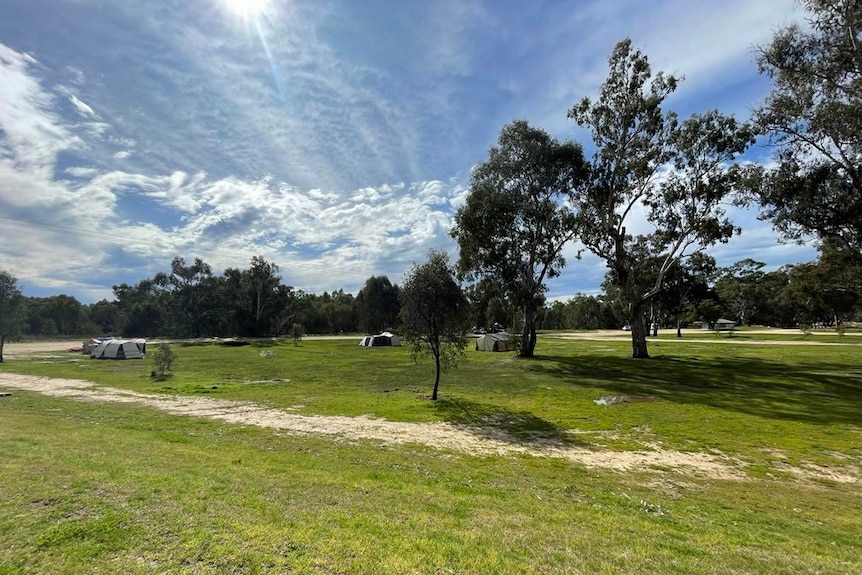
[0,0,819,304]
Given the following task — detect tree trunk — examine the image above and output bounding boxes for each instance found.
[0,334,5,363]
[629,303,650,358]
[613,231,649,358]
[649,303,658,336]
[520,304,537,358]
[676,317,682,338]
[431,350,441,400]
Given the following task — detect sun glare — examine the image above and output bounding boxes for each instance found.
[222,0,269,19]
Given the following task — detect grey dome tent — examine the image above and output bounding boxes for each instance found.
[90,339,146,359]
[475,332,512,352]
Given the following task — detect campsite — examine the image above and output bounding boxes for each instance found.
[1,332,860,574]
[2,1,862,573]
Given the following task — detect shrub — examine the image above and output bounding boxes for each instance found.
[151,343,176,380]
[291,323,303,346]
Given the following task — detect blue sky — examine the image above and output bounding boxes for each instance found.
[0,0,817,303]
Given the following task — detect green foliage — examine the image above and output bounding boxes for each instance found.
[714,259,767,326]
[543,294,622,330]
[754,0,862,254]
[399,250,470,400]
[355,275,400,334]
[161,256,213,337]
[88,299,121,335]
[452,120,587,357]
[291,323,303,346]
[0,270,25,363]
[150,343,176,380]
[705,243,862,328]
[23,294,96,336]
[106,255,301,339]
[295,289,356,334]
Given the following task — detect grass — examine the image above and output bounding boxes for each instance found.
[648,331,862,344]
[1,337,861,573]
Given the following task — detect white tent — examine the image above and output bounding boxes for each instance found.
[90,339,146,359]
[475,332,512,352]
[713,319,736,332]
[359,332,401,347]
[82,337,112,355]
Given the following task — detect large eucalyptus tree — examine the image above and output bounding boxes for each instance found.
[754,0,862,258]
[569,39,754,358]
[451,120,587,357]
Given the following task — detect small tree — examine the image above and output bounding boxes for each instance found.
[399,251,470,400]
[0,271,25,363]
[290,322,304,346]
[151,343,176,380]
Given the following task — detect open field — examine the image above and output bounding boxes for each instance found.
[1,336,861,573]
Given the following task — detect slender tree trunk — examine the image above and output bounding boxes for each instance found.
[676,317,682,338]
[618,250,649,358]
[651,303,658,336]
[629,302,650,358]
[0,334,5,363]
[431,349,441,400]
[520,304,537,358]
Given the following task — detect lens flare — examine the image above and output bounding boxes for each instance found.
[222,0,269,19]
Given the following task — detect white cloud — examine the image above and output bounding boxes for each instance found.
[65,166,98,177]
[68,94,97,118]
[0,4,824,303]
[0,43,82,173]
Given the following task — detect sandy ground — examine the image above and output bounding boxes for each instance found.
[1,373,858,484]
[3,340,85,356]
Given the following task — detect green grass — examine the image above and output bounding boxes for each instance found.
[648,331,862,343]
[1,338,861,573]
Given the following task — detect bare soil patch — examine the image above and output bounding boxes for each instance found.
[3,340,84,356]
[3,373,857,484]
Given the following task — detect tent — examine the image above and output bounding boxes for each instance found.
[359,332,401,347]
[713,319,736,332]
[475,332,513,352]
[90,338,146,359]
[82,337,112,355]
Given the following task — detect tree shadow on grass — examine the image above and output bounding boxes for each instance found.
[432,397,585,447]
[533,353,862,426]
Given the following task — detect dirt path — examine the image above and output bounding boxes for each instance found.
[2,373,858,484]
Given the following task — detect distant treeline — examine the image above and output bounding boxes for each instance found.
[15,243,862,339]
